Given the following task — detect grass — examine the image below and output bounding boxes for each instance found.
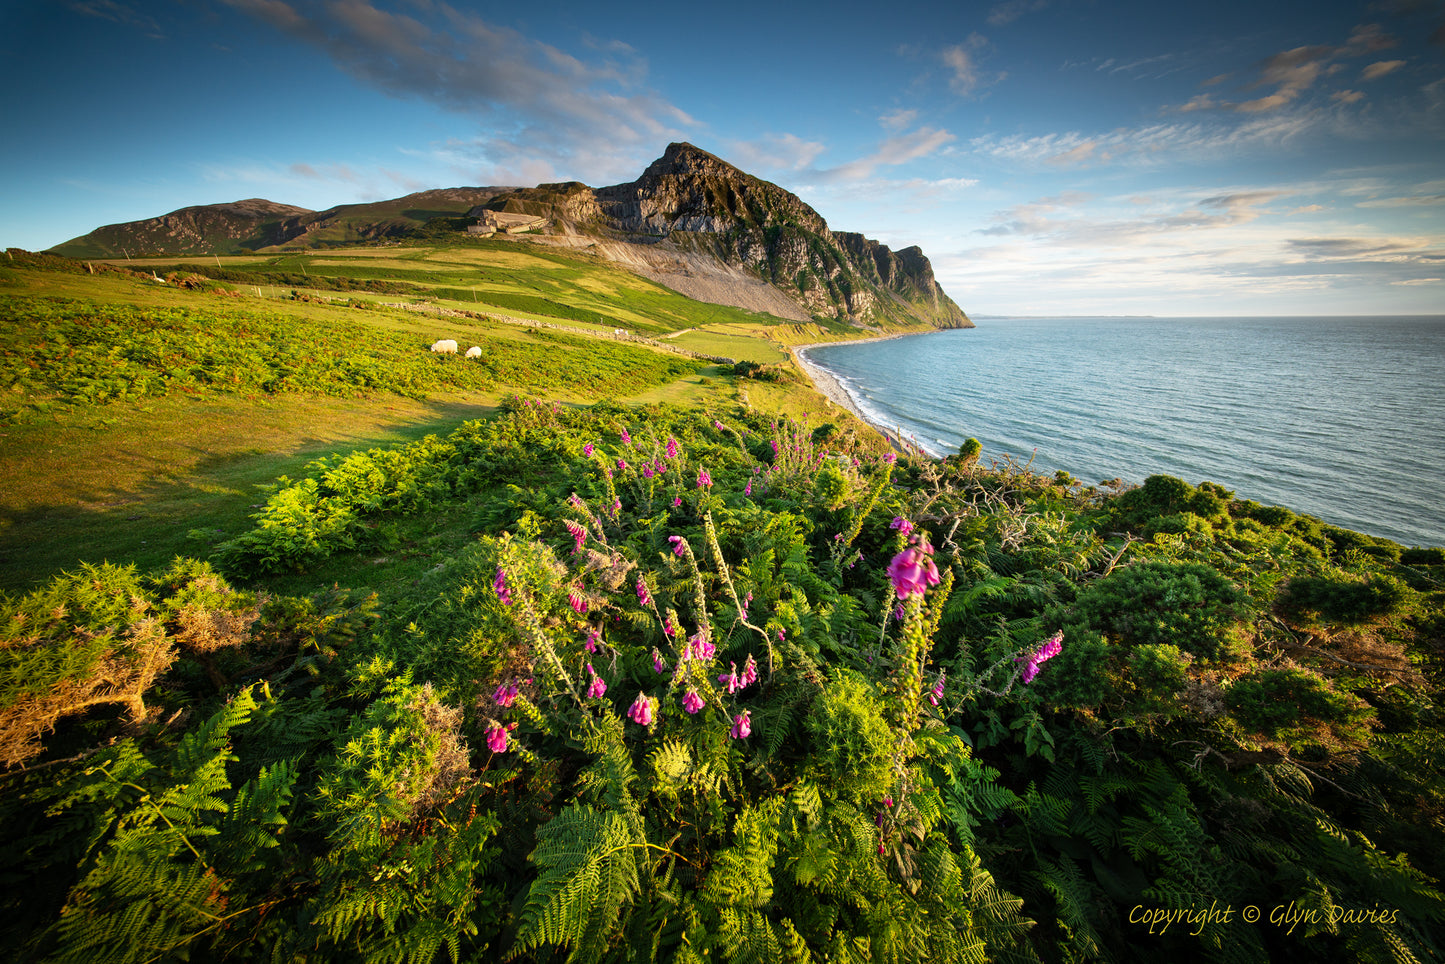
[0,244,897,594]
[0,392,501,594]
[110,241,803,337]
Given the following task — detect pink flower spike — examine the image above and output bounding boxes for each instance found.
[617,458,628,472]
[636,578,652,607]
[620,428,632,445]
[586,666,607,699]
[887,545,941,599]
[494,682,518,707]
[492,568,512,606]
[682,689,705,714]
[890,516,914,535]
[730,710,752,739]
[673,496,683,507]
[718,663,741,694]
[584,628,600,653]
[569,590,588,615]
[628,694,656,726]
[643,464,654,479]
[669,535,687,557]
[583,443,594,457]
[697,467,712,488]
[652,649,668,674]
[745,480,752,496]
[486,724,508,753]
[742,654,758,688]
[667,437,679,459]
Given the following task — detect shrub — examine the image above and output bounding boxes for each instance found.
[1063,561,1251,660]
[1226,666,1373,744]
[1277,573,1414,627]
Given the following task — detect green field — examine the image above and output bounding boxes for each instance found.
[0,247,857,593]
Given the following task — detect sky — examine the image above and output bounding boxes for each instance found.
[2,0,1443,316]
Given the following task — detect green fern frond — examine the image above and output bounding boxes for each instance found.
[512,804,642,961]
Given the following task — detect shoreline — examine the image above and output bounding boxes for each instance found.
[789,330,934,446]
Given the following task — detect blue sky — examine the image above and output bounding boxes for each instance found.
[2,0,1443,316]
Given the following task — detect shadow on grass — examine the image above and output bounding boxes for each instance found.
[0,397,501,596]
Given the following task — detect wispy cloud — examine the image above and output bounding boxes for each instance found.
[69,0,165,39]
[724,133,828,174]
[1169,23,1400,115]
[941,34,1003,96]
[220,0,697,184]
[986,0,1047,27]
[805,127,956,183]
[1361,59,1407,80]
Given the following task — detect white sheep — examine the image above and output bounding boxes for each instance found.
[465,346,482,358]
[430,339,458,354]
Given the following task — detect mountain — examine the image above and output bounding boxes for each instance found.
[51,188,514,258]
[49,144,970,329]
[50,199,313,259]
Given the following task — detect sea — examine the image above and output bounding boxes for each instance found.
[801,315,1445,548]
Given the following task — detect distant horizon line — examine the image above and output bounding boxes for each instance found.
[970,313,1445,320]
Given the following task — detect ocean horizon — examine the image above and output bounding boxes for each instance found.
[803,314,1445,548]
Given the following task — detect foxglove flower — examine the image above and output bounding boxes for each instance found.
[718,662,741,694]
[643,464,654,479]
[585,663,607,699]
[1017,631,1063,684]
[887,543,940,599]
[565,519,586,553]
[744,479,753,496]
[583,443,594,457]
[682,689,705,714]
[494,681,519,707]
[617,458,628,472]
[652,648,668,674]
[883,452,897,464]
[486,724,508,753]
[730,710,752,739]
[637,577,652,606]
[667,437,679,458]
[673,496,682,507]
[569,590,588,615]
[669,535,687,557]
[697,468,712,488]
[890,516,914,536]
[741,654,758,688]
[620,427,631,445]
[493,568,512,606]
[688,635,715,661]
[928,670,946,706]
[628,694,656,726]
[584,628,600,653]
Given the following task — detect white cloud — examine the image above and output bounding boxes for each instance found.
[724,134,828,174]
[1361,60,1407,81]
[941,35,1002,96]
[220,0,698,185]
[806,127,957,184]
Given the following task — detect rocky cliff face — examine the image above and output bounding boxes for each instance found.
[517,143,970,329]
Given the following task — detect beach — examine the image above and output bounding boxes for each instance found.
[790,332,923,436]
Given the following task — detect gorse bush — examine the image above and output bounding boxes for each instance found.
[1,400,1442,963]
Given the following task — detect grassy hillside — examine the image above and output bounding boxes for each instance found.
[1,247,1442,964]
[0,249,858,593]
